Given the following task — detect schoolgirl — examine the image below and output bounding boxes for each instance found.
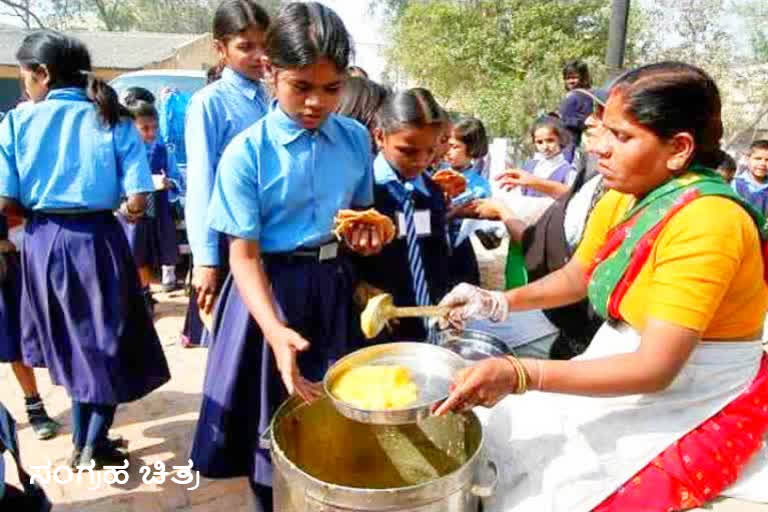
[118,100,181,311]
[356,89,453,342]
[497,115,577,224]
[189,4,385,510]
[0,30,170,468]
[182,0,271,347]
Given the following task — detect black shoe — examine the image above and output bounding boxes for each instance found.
[142,290,155,317]
[25,398,61,440]
[76,444,129,470]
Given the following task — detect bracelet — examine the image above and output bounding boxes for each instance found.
[504,355,528,394]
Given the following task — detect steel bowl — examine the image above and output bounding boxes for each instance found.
[436,329,512,361]
[324,342,468,425]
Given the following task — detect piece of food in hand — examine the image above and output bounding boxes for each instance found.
[432,169,467,198]
[333,208,396,245]
[331,364,420,410]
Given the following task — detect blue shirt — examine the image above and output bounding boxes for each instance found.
[184,67,268,265]
[462,166,491,198]
[374,154,431,203]
[207,105,374,252]
[0,88,153,210]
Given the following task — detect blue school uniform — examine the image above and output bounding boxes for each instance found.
[189,105,373,488]
[0,216,21,364]
[559,90,593,162]
[461,165,492,199]
[119,140,180,268]
[732,173,768,216]
[0,87,170,404]
[183,67,268,345]
[521,155,576,197]
[446,163,487,287]
[356,155,451,341]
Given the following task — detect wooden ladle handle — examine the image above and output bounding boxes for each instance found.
[393,305,451,318]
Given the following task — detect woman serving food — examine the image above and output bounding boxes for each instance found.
[435,62,768,511]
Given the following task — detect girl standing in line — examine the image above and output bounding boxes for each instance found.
[182,0,271,347]
[189,4,387,510]
[0,31,170,469]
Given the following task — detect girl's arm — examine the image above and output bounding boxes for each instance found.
[498,169,570,198]
[229,237,321,401]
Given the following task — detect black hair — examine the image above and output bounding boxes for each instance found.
[562,59,591,88]
[452,117,488,158]
[126,100,158,121]
[335,76,390,132]
[377,88,447,134]
[749,139,768,155]
[266,2,352,71]
[16,30,125,127]
[347,65,368,78]
[530,115,571,147]
[213,0,270,41]
[122,86,155,106]
[611,62,723,168]
[206,64,223,84]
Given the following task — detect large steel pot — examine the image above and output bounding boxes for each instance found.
[261,395,497,511]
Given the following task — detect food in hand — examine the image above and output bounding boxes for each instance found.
[333,208,396,245]
[331,364,420,410]
[432,169,467,198]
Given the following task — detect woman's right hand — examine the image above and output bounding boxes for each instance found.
[438,283,509,330]
[266,325,323,402]
[194,266,219,314]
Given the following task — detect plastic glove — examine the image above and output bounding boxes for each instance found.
[438,283,509,330]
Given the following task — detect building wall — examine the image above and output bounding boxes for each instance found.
[147,34,216,71]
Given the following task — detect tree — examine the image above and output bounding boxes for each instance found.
[733,0,768,62]
[0,0,46,28]
[10,0,284,33]
[387,0,609,145]
[625,0,768,151]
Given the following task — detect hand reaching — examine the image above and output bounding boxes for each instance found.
[438,283,509,330]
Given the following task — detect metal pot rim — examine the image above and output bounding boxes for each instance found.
[268,395,486,495]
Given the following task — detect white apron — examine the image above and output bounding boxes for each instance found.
[478,322,766,512]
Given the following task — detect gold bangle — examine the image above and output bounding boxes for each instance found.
[504,355,527,394]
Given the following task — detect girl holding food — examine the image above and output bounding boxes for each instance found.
[188,3,392,510]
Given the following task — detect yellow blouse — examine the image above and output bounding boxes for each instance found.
[574,190,768,338]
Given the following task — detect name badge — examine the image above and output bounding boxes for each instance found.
[319,242,339,261]
[397,210,432,238]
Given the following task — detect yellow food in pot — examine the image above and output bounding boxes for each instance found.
[331,365,419,410]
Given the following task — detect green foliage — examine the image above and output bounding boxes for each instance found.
[387,0,609,143]
[45,0,283,33]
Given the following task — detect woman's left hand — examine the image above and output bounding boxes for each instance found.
[433,357,518,416]
[344,223,383,256]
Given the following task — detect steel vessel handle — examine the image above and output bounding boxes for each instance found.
[471,459,498,498]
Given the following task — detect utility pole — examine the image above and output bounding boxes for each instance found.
[606,0,631,74]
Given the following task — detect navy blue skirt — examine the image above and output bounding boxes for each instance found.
[20,212,171,404]
[182,239,230,347]
[119,191,179,268]
[0,252,22,363]
[189,254,355,485]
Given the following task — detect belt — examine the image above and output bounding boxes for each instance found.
[264,241,340,263]
[34,209,113,219]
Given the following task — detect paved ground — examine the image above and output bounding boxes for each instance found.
[1,239,766,511]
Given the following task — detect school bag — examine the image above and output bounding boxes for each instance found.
[0,402,52,511]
